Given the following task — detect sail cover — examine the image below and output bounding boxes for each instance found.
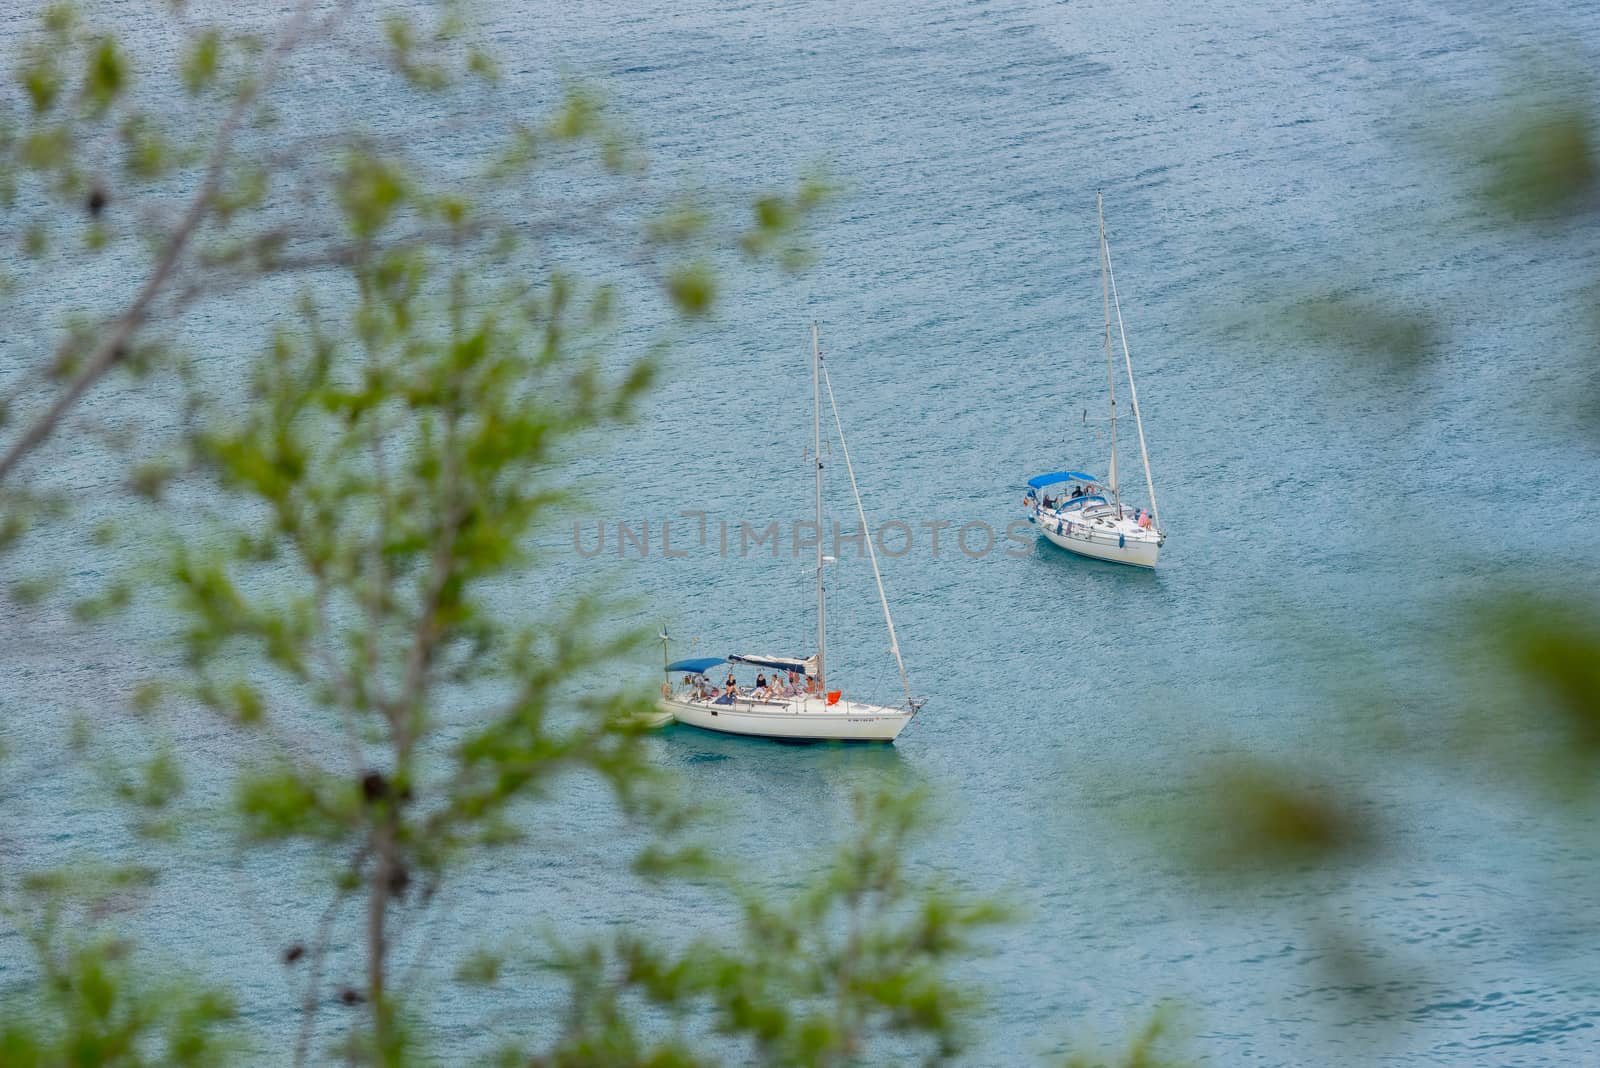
[729,653,818,677]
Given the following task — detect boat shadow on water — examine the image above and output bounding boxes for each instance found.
[661,721,909,761]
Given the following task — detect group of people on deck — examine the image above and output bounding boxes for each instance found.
[1026,483,1154,530]
[1032,483,1098,511]
[681,668,816,703]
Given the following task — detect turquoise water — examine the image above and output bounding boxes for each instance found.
[5,0,1600,1062]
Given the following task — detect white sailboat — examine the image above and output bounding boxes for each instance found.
[658,326,922,742]
[1025,193,1166,568]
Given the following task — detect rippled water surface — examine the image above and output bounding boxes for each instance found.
[4,0,1599,1062]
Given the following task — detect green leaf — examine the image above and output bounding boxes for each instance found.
[339,153,407,238]
[549,86,601,140]
[455,949,503,985]
[1164,760,1374,879]
[235,768,348,840]
[42,3,77,36]
[122,114,174,178]
[10,574,60,605]
[181,29,221,95]
[1482,108,1597,221]
[466,46,499,83]
[19,48,63,113]
[665,263,716,317]
[645,201,710,244]
[22,224,48,258]
[20,126,72,172]
[72,581,132,622]
[1289,290,1437,369]
[131,679,163,714]
[753,194,791,232]
[229,681,265,726]
[84,37,127,115]
[384,14,415,55]
[130,459,179,500]
[119,748,184,810]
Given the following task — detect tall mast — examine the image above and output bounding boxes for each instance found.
[1105,239,1161,531]
[811,323,827,691]
[1098,191,1122,518]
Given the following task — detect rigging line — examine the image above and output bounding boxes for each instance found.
[818,360,914,710]
[1104,240,1161,530]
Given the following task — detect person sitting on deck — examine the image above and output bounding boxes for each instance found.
[725,672,738,695]
[1042,493,1055,509]
[1071,484,1084,499]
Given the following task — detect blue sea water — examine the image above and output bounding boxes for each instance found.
[4,0,1600,1063]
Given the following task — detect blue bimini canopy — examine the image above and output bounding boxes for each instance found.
[665,656,725,675]
[1026,471,1101,489]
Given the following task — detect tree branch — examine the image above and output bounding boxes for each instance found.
[0,0,317,486]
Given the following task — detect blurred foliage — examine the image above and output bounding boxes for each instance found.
[1153,760,1376,881]
[0,866,236,1066]
[1281,289,1438,370]
[1258,67,1598,402]
[525,784,1010,1067]
[0,0,830,502]
[0,4,1018,1067]
[1476,92,1598,222]
[8,3,1593,1065]
[143,128,697,1055]
[1456,594,1600,805]
[1061,1009,1185,1068]
[0,940,235,1068]
[1143,53,1600,1058]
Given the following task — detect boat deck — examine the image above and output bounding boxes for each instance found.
[1036,500,1161,544]
[666,691,905,718]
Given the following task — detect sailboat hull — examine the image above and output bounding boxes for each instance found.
[1034,513,1161,567]
[660,695,912,742]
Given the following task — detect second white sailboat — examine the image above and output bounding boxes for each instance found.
[1025,193,1166,568]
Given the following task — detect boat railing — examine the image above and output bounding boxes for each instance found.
[1044,515,1160,544]
[702,691,802,709]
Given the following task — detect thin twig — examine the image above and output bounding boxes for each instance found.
[362,298,396,719]
[0,0,317,486]
[293,846,367,1068]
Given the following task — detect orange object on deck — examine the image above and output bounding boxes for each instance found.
[826,690,841,705]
